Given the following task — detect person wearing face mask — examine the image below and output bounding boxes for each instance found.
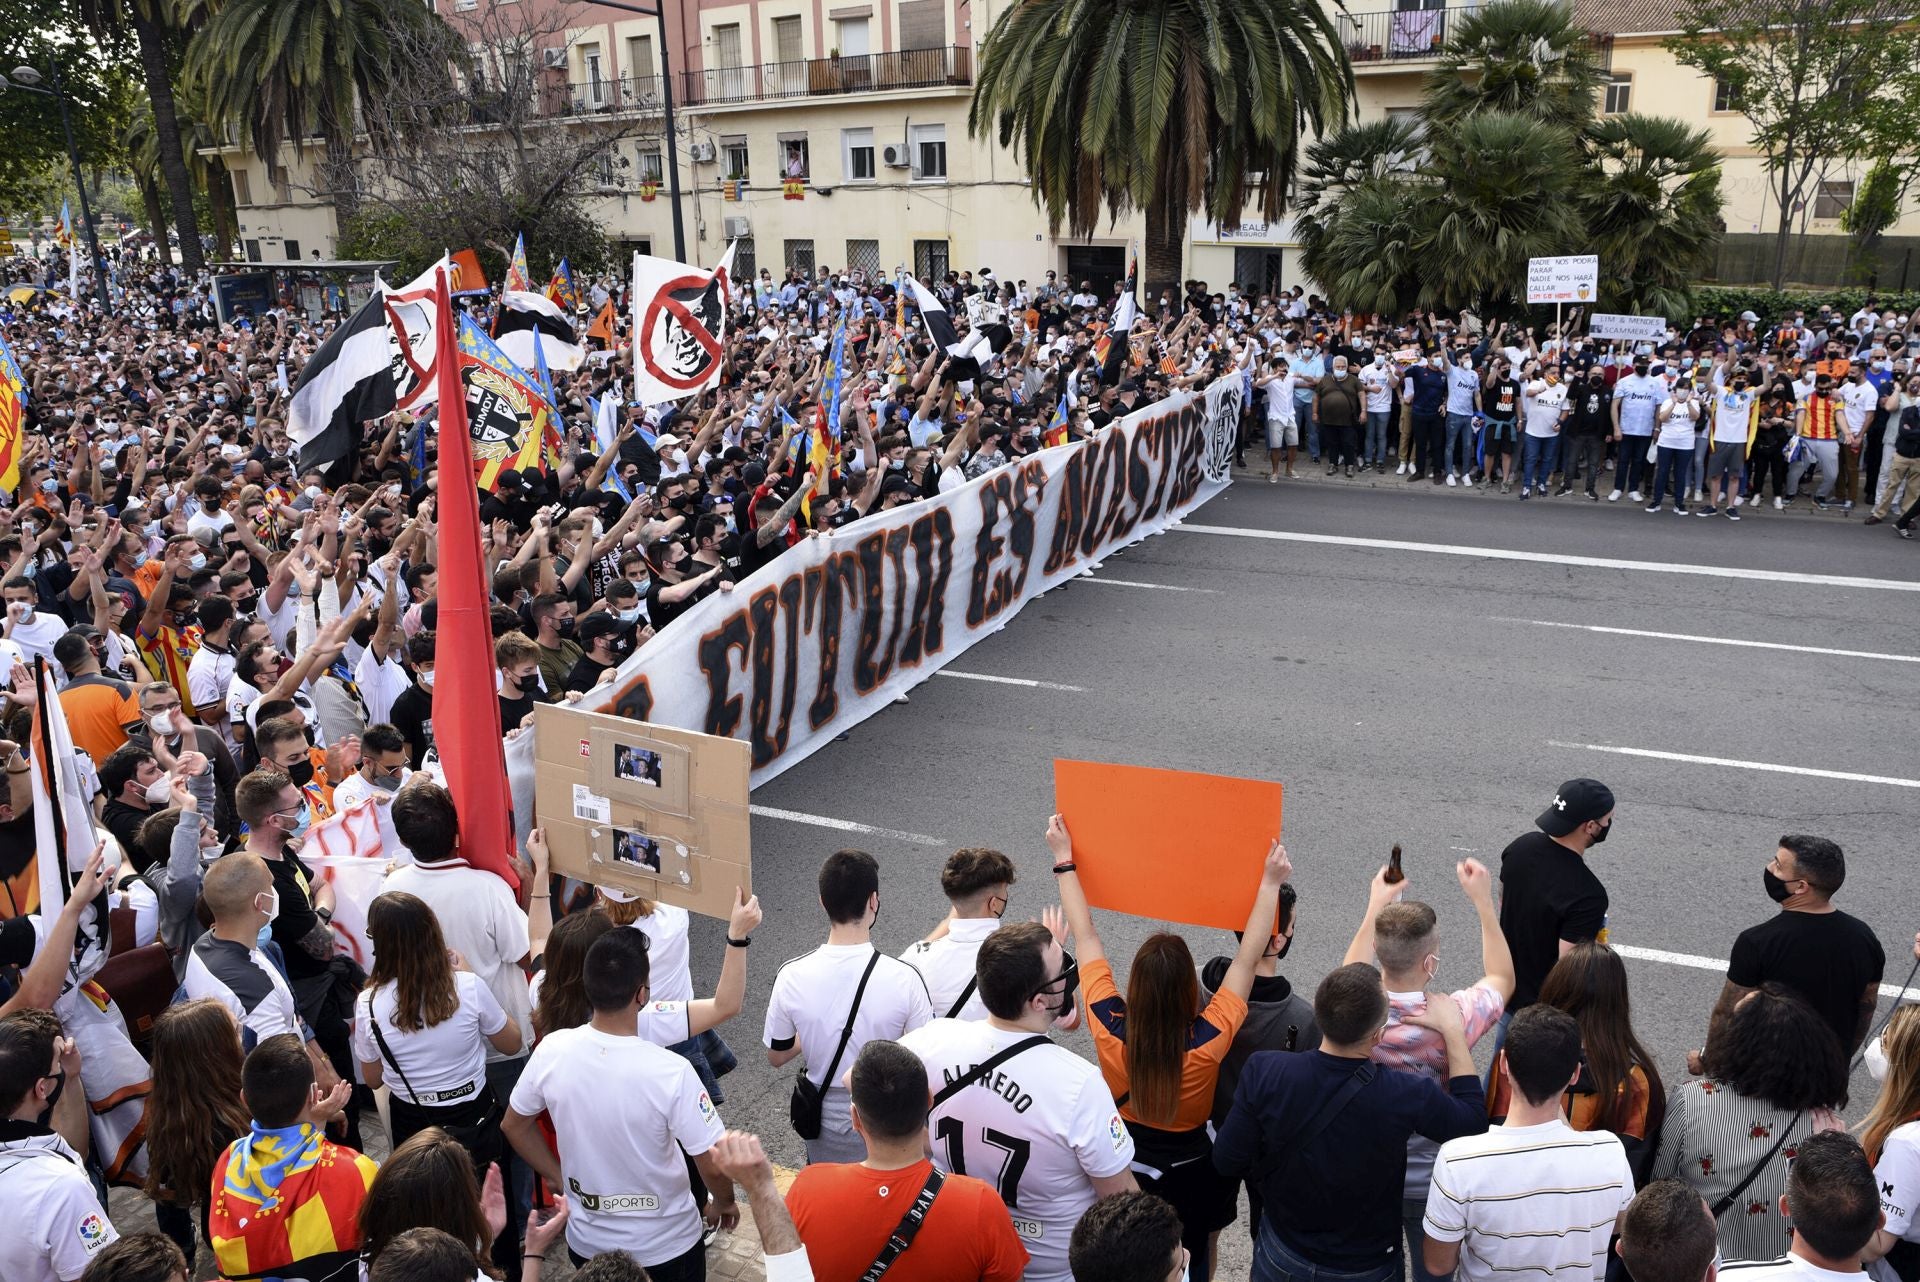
[495,633,550,734]
[98,743,171,871]
[1839,364,1879,509]
[388,631,436,771]
[131,766,223,973]
[1496,779,1613,1025]
[254,715,335,823]
[1315,357,1364,478]
[330,722,410,814]
[1291,342,1325,463]
[1058,821,1290,1282]
[528,592,583,698]
[180,851,317,1049]
[52,628,142,767]
[1342,859,1514,1282]
[643,534,730,633]
[1649,380,1703,513]
[564,613,630,694]
[1405,353,1450,483]
[1688,836,1885,1072]
[1699,365,1756,518]
[1609,356,1663,501]
[902,848,1024,1022]
[1358,352,1396,472]
[0,1012,121,1282]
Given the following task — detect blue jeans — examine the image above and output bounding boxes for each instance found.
[1521,435,1556,489]
[1444,412,1474,475]
[1616,436,1652,494]
[1255,1219,1404,1282]
[1296,392,1320,458]
[1650,444,1693,507]
[1366,410,1391,463]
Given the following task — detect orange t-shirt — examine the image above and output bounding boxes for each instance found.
[60,675,141,766]
[786,1158,1030,1282]
[1083,956,1248,1133]
[1486,1054,1653,1138]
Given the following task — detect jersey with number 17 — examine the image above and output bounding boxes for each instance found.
[897,1018,1135,1282]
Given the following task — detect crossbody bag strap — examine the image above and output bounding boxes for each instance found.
[1249,1062,1376,1187]
[366,1005,422,1104]
[944,977,979,1021]
[857,1166,946,1282]
[932,1035,1051,1108]
[1711,1111,1802,1218]
[814,951,882,1091]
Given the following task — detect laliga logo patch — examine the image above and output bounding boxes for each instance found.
[1108,1114,1126,1152]
[698,1091,717,1124]
[78,1213,109,1250]
[641,269,730,391]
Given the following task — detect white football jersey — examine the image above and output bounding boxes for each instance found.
[901,917,1001,1020]
[509,1024,724,1263]
[898,1018,1134,1282]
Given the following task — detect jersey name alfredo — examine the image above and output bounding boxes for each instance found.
[940,1060,1037,1113]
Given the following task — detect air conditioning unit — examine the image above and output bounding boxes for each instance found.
[881,143,911,169]
[689,141,717,162]
[540,47,569,69]
[723,216,751,238]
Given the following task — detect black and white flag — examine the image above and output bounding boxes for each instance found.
[286,291,398,476]
[496,290,584,372]
[909,276,1009,383]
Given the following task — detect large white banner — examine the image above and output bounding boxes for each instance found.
[579,373,1243,786]
[631,243,736,406]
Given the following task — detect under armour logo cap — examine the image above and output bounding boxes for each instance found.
[1537,778,1614,837]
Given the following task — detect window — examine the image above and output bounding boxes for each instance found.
[244,238,261,262]
[736,237,756,282]
[1713,76,1742,112]
[274,177,291,203]
[785,239,816,276]
[582,42,607,108]
[842,127,875,181]
[594,148,616,187]
[231,169,252,206]
[284,239,302,261]
[772,15,803,63]
[627,34,654,77]
[846,239,881,278]
[779,133,811,181]
[638,148,664,183]
[898,0,944,49]
[1815,180,1855,220]
[722,135,750,180]
[1604,73,1631,114]
[909,122,946,179]
[914,238,949,279]
[836,15,870,56]
[713,23,745,99]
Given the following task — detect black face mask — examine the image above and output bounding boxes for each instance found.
[286,758,315,787]
[1763,868,1795,902]
[556,617,577,639]
[1587,819,1610,845]
[36,1069,66,1126]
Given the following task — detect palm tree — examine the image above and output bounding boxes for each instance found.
[128,94,238,261]
[970,0,1354,308]
[182,0,445,226]
[1423,112,1586,311]
[1578,114,1723,316]
[78,0,205,272]
[121,109,172,266]
[1423,0,1606,132]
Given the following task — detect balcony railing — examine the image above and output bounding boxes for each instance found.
[532,74,667,120]
[681,45,972,108]
[1340,9,1611,72]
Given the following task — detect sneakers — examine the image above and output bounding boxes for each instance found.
[1462,473,1474,488]
[1843,500,1856,511]
[1554,486,1572,497]
[1812,497,1834,510]
[1727,506,1740,521]
[1645,502,1660,513]
[1747,494,1761,507]
[1396,461,1408,476]
[1408,470,1425,483]
[1900,525,1914,539]
[1697,506,1717,517]
[1519,487,1530,500]
[1865,515,1883,525]
[1445,473,1457,487]
[1327,463,1338,477]
[1674,505,1689,516]
[1586,490,1600,501]
[1501,481,1512,494]
[1628,490,1645,503]
[1608,489,1622,502]
[1774,496,1785,510]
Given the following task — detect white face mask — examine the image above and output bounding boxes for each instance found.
[148,711,176,737]
[144,776,174,807]
[1866,1035,1890,1082]
[256,888,280,924]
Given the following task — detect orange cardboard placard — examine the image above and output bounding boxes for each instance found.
[1054,759,1283,932]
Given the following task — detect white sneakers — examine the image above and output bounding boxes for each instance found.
[1461,473,1474,488]
[1774,496,1784,510]
[1445,473,1457,487]
[1396,461,1408,475]
[1628,490,1645,503]
[1607,489,1622,502]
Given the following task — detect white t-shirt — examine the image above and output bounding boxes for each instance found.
[509,1025,724,1263]
[527,973,697,1048]
[187,507,235,540]
[351,971,506,1104]
[897,1018,1134,1282]
[0,1131,118,1282]
[763,943,932,1136]
[1711,388,1755,445]
[1522,381,1568,438]
[4,610,68,672]
[1424,1120,1633,1282]
[1870,1120,1920,1282]
[1360,364,1395,413]
[380,861,532,1059]
[1657,397,1702,448]
[1264,374,1298,421]
[187,642,236,715]
[901,917,1000,1021]
[629,904,694,1004]
[1842,378,1879,433]
[1724,1258,1870,1282]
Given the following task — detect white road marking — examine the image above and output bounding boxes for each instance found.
[935,670,1086,692]
[1178,524,1920,592]
[749,805,946,846]
[1613,943,1920,1001]
[1547,740,1920,790]
[1080,577,1218,593]
[1508,618,1920,664]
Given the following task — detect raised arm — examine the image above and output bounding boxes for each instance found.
[687,888,764,1036]
[1342,863,1407,968]
[1219,841,1292,1002]
[1458,858,1514,1001]
[1046,813,1105,966]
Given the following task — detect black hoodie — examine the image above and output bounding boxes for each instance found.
[1200,955,1322,1130]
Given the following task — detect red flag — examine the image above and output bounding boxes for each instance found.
[427,266,519,889]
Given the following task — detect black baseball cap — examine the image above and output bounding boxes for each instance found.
[1537,779,1615,837]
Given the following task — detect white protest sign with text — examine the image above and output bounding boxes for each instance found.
[1527,255,1599,304]
[1588,313,1667,342]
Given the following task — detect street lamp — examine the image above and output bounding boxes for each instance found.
[586,0,688,263]
[0,60,112,314]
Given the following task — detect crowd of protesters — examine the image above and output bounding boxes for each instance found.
[0,243,1916,1282]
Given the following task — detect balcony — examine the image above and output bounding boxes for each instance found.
[531,74,667,120]
[680,45,972,108]
[1339,9,1611,73]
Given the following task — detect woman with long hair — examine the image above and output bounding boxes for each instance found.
[144,999,252,1266]
[1651,984,1848,1258]
[1491,942,1666,1178]
[1053,815,1290,1282]
[1859,1005,1920,1279]
[359,1128,505,1280]
[531,910,617,1040]
[352,892,522,1165]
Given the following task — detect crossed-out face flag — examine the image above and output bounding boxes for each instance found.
[496,290,584,373]
[631,242,736,406]
[456,314,556,492]
[503,232,532,294]
[909,275,1010,383]
[0,328,25,493]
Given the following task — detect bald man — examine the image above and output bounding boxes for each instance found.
[181,854,310,1050]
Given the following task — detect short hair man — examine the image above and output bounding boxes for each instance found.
[1070,1191,1189,1282]
[78,1233,189,1282]
[1721,1132,1883,1282]
[97,744,165,868]
[182,853,308,1050]
[785,1039,1028,1280]
[1498,778,1614,1017]
[1423,1006,1633,1282]
[1616,1180,1719,1282]
[502,930,737,1272]
[0,1013,119,1282]
[898,921,1137,1282]
[330,722,410,814]
[902,847,1018,1020]
[209,1034,376,1281]
[764,849,934,1164]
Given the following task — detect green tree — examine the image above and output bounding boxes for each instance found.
[1424,0,1607,130]
[969,0,1353,307]
[1668,0,1920,289]
[1295,119,1429,314]
[0,5,138,218]
[182,0,447,225]
[1578,114,1724,315]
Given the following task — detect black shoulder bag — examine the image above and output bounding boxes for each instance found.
[944,977,979,1020]
[932,1034,1052,1109]
[858,1166,947,1282]
[1248,1062,1376,1188]
[791,951,881,1140]
[367,1010,503,1163]
[1709,1111,1801,1218]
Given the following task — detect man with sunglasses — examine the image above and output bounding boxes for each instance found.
[898,920,1136,1282]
